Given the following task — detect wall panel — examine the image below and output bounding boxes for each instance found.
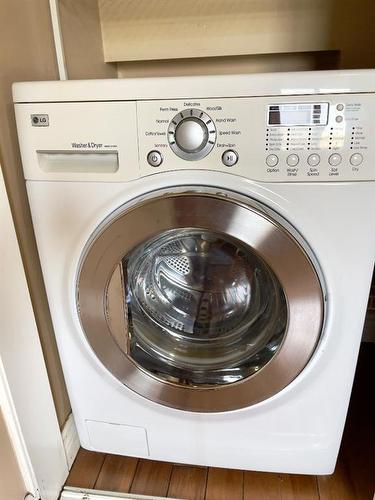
[99,0,375,71]
[117,51,339,78]
[99,0,335,63]
[59,0,117,79]
[0,0,71,428]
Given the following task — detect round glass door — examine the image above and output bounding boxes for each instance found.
[123,229,287,386]
[77,190,324,412]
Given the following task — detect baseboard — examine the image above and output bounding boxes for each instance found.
[60,487,172,500]
[62,414,80,469]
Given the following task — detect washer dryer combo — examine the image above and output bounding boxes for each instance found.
[14,71,375,474]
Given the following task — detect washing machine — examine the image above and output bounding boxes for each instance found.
[13,70,375,474]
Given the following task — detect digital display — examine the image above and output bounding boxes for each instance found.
[268,103,329,126]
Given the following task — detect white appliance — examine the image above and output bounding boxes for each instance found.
[13,70,375,474]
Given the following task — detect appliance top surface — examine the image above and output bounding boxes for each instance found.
[12,69,375,103]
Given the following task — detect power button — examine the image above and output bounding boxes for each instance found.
[147,150,163,167]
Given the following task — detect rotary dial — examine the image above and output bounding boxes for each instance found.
[168,109,217,161]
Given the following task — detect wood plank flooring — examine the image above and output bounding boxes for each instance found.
[65,344,374,499]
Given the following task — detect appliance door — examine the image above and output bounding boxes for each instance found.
[77,190,323,412]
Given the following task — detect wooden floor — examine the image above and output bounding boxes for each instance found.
[66,344,374,499]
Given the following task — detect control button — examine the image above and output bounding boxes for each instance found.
[307,153,320,166]
[336,103,344,111]
[350,153,363,166]
[147,150,163,167]
[175,118,208,152]
[328,153,342,166]
[286,154,299,167]
[222,150,238,167]
[266,154,279,167]
[335,115,343,123]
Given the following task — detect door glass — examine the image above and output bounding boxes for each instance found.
[107,228,287,387]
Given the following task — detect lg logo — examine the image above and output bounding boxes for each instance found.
[31,114,49,127]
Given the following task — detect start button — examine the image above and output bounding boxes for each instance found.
[222,150,239,167]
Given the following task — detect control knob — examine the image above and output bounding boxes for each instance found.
[168,109,216,161]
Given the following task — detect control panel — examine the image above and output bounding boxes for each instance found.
[137,94,375,181]
[15,90,375,183]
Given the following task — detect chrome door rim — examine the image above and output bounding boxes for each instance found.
[76,188,324,412]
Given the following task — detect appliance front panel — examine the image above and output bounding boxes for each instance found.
[24,173,375,473]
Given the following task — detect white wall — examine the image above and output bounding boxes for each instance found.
[0,167,70,500]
